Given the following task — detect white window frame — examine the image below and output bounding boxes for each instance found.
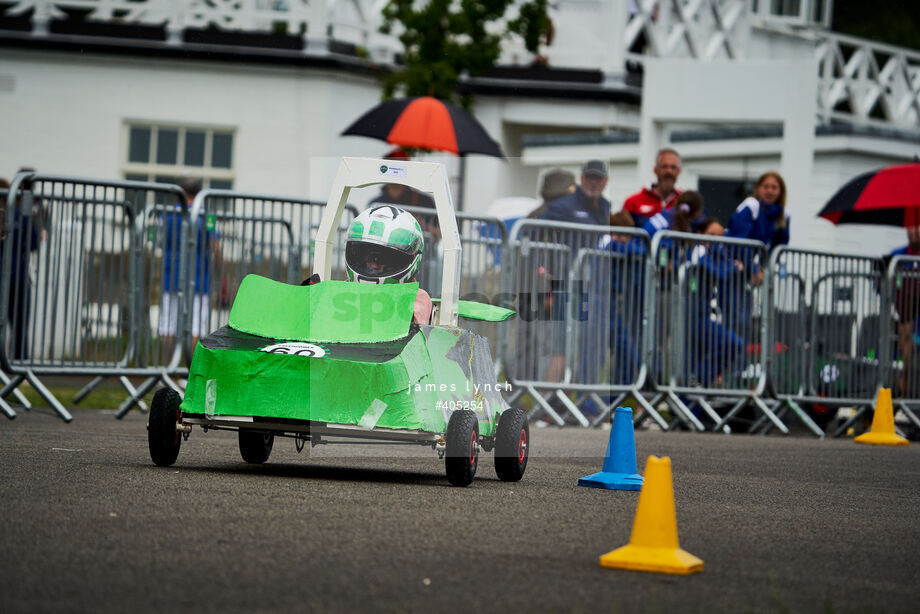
[121,121,236,188]
[752,0,833,28]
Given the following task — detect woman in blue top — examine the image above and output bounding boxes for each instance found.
[727,171,789,297]
[727,171,790,249]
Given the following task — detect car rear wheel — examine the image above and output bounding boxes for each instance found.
[494,408,529,482]
[239,429,274,464]
[148,388,182,467]
[445,410,479,487]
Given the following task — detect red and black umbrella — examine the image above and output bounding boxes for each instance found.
[341,96,505,159]
[818,163,920,226]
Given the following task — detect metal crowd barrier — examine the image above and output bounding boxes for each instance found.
[502,220,655,428]
[767,247,885,437]
[0,173,188,420]
[645,231,782,434]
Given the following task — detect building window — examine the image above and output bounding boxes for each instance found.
[123,124,235,191]
[698,177,755,225]
[753,0,829,26]
[771,0,801,17]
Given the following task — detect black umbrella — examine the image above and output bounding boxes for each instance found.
[818,163,920,226]
[342,96,505,159]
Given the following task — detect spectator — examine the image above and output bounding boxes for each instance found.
[534,162,610,321]
[604,211,645,386]
[528,168,576,219]
[696,217,724,237]
[370,148,440,246]
[728,171,789,290]
[698,215,757,330]
[727,170,790,250]
[512,265,565,384]
[0,176,41,360]
[482,168,576,269]
[888,222,920,396]
[159,177,220,360]
[641,190,707,238]
[576,211,644,417]
[369,148,436,210]
[607,210,636,240]
[622,148,683,227]
[539,160,611,225]
[15,167,48,241]
[688,218,746,387]
[642,194,707,359]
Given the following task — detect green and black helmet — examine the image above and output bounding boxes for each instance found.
[345,205,424,284]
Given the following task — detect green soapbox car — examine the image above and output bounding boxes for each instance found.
[147,158,527,486]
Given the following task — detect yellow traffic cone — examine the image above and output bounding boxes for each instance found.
[854,388,909,446]
[599,455,703,575]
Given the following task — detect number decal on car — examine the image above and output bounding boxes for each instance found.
[259,342,326,358]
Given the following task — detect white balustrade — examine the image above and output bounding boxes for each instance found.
[815,31,920,128]
[624,0,750,63]
[4,1,918,129]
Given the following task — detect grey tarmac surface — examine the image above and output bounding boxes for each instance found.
[1,408,918,613]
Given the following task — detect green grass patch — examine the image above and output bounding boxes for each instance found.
[11,380,155,411]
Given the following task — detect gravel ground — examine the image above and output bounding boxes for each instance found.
[1,408,918,613]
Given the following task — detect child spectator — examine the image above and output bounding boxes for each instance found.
[642,190,707,238]
[688,218,746,386]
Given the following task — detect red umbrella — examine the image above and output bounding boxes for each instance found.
[818,163,920,226]
[341,96,505,159]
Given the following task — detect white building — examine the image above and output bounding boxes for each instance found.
[1,0,919,255]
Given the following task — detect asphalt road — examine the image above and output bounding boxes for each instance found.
[1,408,918,613]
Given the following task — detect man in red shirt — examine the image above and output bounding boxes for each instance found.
[621,148,683,226]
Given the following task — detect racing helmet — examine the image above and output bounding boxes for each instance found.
[345,205,424,284]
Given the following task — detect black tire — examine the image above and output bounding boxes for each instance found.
[239,429,274,464]
[148,388,182,467]
[445,410,479,487]
[494,408,529,482]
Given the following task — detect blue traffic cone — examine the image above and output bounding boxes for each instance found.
[578,407,644,491]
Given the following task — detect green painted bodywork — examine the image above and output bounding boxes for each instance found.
[181,275,507,436]
[229,276,415,343]
[433,299,515,322]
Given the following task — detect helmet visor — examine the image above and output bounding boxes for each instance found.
[346,242,414,278]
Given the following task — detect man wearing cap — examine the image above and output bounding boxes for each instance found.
[538,160,611,225]
[622,148,683,227]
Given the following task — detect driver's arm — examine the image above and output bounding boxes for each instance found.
[414,288,433,325]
